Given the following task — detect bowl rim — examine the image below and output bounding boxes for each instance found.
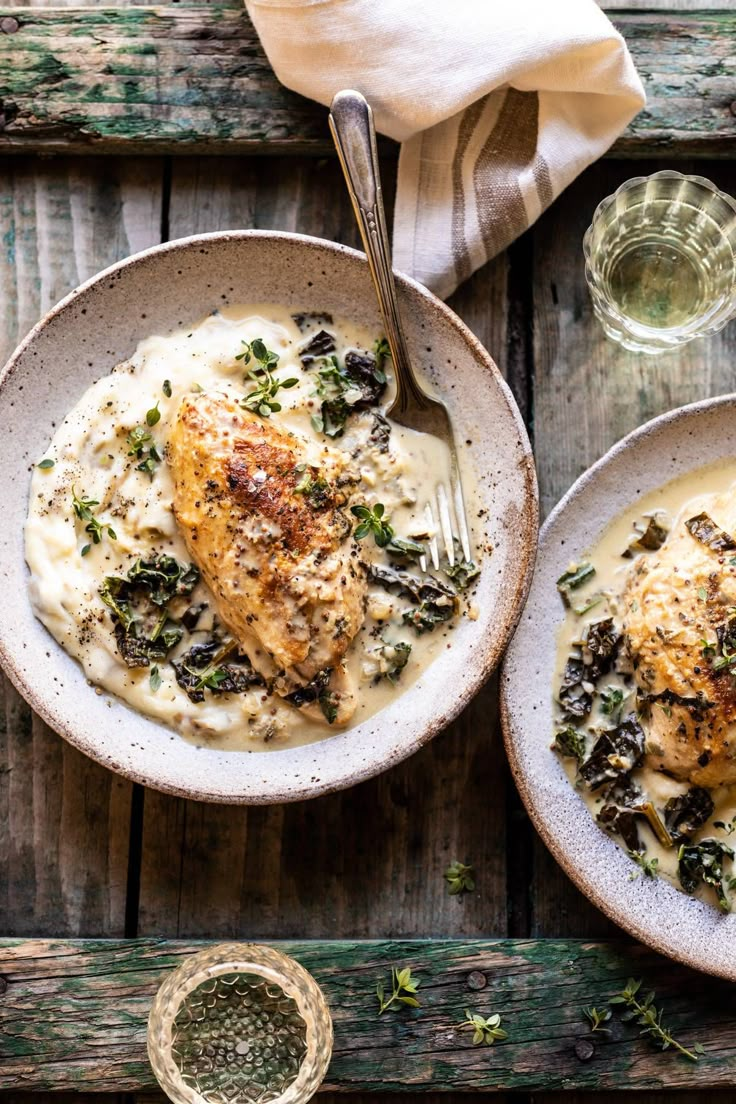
[500,391,736,978]
[1,228,538,803]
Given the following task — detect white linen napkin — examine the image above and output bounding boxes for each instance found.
[246,0,645,300]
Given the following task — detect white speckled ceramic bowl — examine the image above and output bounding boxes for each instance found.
[0,231,537,804]
[501,395,736,979]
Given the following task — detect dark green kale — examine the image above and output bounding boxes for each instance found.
[99,554,199,669]
[171,639,263,704]
[285,668,339,724]
[307,344,388,438]
[368,563,458,634]
[126,554,200,606]
[553,725,587,763]
[639,687,714,723]
[623,515,669,557]
[370,412,392,452]
[664,788,715,843]
[445,559,481,590]
[558,656,593,719]
[299,329,336,366]
[292,311,334,334]
[685,512,736,552]
[579,715,645,790]
[678,838,734,912]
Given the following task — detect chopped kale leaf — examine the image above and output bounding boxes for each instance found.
[685,512,736,552]
[299,329,336,366]
[127,554,200,606]
[553,725,586,764]
[623,515,669,558]
[292,311,334,334]
[368,563,458,634]
[370,412,392,452]
[172,639,263,703]
[285,668,339,724]
[664,787,715,843]
[579,715,645,790]
[678,837,734,912]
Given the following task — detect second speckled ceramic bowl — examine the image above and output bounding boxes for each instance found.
[0,231,537,804]
[501,395,736,979]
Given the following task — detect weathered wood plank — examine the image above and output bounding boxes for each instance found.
[0,10,735,155]
[529,157,736,935]
[0,938,734,1092]
[0,156,164,938]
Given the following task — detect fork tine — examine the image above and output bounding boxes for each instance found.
[452,467,472,564]
[423,501,440,570]
[436,483,455,567]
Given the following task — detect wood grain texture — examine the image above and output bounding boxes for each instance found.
[0,156,163,938]
[0,10,735,155]
[1,937,734,1093]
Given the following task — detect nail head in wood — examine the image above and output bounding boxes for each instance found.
[0,976,8,994]
[574,1037,595,1062]
[466,970,487,990]
[0,17,18,33]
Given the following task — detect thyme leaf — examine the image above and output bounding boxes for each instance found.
[71,487,117,549]
[376,966,420,1015]
[610,978,703,1061]
[444,860,475,895]
[459,1010,506,1046]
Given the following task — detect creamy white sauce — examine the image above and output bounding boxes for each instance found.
[554,460,736,906]
[25,305,479,751]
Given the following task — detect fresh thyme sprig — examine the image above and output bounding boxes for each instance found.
[71,487,117,554]
[376,966,420,1015]
[610,978,704,1062]
[352,502,394,546]
[459,1010,506,1046]
[444,861,475,895]
[236,337,298,417]
[582,1006,612,1034]
[127,425,162,480]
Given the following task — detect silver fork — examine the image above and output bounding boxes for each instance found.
[329,89,472,569]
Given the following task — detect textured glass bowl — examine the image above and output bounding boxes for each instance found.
[148,945,333,1104]
[583,170,736,354]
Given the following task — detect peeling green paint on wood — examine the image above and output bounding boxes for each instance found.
[0,938,734,1091]
[0,10,735,154]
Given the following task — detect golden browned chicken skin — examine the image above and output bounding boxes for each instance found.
[623,490,736,787]
[167,391,367,723]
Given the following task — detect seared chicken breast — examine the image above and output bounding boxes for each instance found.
[168,391,367,723]
[623,490,736,786]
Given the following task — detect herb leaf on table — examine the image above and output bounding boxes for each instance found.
[610,978,703,1061]
[444,861,475,895]
[376,966,420,1015]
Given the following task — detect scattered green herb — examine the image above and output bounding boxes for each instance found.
[610,978,703,1061]
[292,468,333,510]
[163,379,172,398]
[150,665,162,692]
[351,502,394,547]
[582,1006,612,1034]
[71,487,117,549]
[553,725,586,764]
[376,967,420,1015]
[628,850,659,880]
[146,402,161,427]
[459,1010,507,1046]
[571,592,603,616]
[386,535,426,560]
[377,639,412,683]
[241,365,298,417]
[236,337,280,372]
[444,861,475,895]
[697,586,708,602]
[172,639,263,703]
[126,424,162,480]
[37,458,55,470]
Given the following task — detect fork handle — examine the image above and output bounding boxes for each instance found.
[329,90,427,413]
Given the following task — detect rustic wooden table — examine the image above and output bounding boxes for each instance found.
[1,1,736,1099]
